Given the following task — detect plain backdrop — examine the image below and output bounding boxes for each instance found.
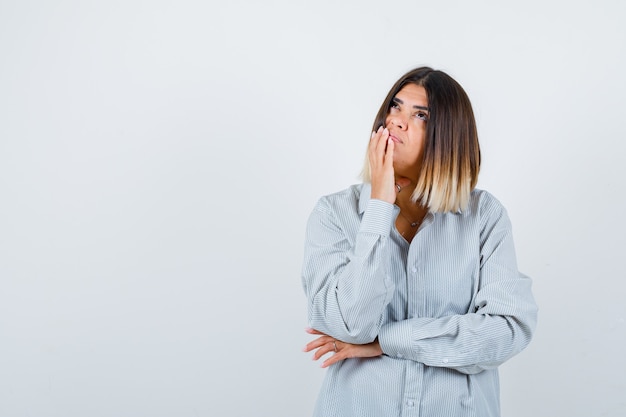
[1,1,625,416]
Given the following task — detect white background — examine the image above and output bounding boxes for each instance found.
[1,1,625,416]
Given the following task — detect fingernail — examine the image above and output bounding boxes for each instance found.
[378,125,383,132]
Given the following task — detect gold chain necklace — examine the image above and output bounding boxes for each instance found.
[399,211,420,227]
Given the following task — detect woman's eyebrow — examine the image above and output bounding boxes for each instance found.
[392,97,429,111]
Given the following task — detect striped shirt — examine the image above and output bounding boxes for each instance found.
[302,183,537,417]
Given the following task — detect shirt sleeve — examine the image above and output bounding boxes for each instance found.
[378,196,538,374]
[302,196,397,344]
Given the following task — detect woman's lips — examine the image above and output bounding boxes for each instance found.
[389,134,402,144]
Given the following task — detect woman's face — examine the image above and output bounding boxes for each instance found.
[385,83,429,179]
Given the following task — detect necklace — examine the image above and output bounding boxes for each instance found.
[399,211,421,227]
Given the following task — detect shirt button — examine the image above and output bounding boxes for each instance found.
[406,400,415,407]
[412,267,417,273]
[442,358,449,364]
[396,353,403,358]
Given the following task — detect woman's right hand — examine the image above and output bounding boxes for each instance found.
[369,126,408,203]
[369,126,396,203]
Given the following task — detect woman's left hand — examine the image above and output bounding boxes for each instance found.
[303,328,383,368]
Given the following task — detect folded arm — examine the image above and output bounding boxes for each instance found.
[378,200,538,373]
[302,197,397,344]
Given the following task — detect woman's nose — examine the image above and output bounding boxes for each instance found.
[389,115,407,130]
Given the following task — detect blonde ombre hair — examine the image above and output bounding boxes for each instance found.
[362,67,481,213]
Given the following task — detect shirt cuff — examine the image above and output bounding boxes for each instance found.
[378,320,415,360]
[359,199,397,236]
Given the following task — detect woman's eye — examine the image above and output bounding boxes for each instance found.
[415,112,429,121]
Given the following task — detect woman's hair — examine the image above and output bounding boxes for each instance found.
[362,67,481,213]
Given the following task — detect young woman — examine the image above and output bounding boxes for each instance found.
[302,67,537,417]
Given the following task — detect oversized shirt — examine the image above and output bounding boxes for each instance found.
[302,183,538,417]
